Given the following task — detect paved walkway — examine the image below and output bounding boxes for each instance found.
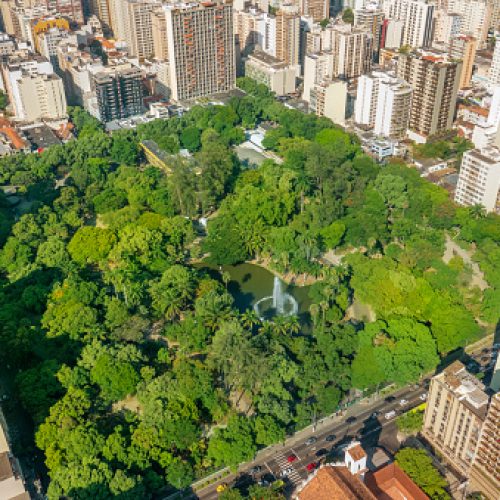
[443,234,488,291]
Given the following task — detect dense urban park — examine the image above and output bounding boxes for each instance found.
[0,78,499,499]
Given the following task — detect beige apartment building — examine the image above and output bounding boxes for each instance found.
[330,24,373,79]
[275,3,300,66]
[423,361,489,477]
[455,147,500,214]
[469,393,500,499]
[245,50,296,96]
[448,35,477,89]
[111,0,159,58]
[17,73,67,121]
[151,7,168,60]
[397,51,461,141]
[299,0,329,23]
[309,79,347,126]
[164,0,235,102]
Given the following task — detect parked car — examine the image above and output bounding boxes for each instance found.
[385,395,396,403]
[385,410,396,420]
[315,448,327,457]
[346,416,357,424]
[399,399,409,406]
[305,437,317,446]
[216,483,228,493]
[287,454,297,463]
[325,434,336,442]
[419,393,428,401]
[249,466,262,475]
[306,462,317,471]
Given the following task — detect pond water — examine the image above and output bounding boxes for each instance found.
[196,262,312,325]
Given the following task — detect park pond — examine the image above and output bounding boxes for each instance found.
[196,262,313,325]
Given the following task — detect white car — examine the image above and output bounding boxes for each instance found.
[399,399,409,406]
[419,393,428,401]
[385,410,396,420]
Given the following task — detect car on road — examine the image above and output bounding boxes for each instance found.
[419,393,428,401]
[346,416,357,424]
[385,410,396,420]
[385,395,396,403]
[325,434,336,442]
[315,448,328,457]
[249,466,262,475]
[399,398,409,406]
[258,473,276,487]
[216,483,228,493]
[305,437,318,445]
[280,467,294,477]
[306,462,317,471]
[287,454,297,463]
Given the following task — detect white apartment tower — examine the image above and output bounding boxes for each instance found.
[489,36,500,87]
[455,147,500,214]
[447,0,491,48]
[164,1,235,101]
[381,0,434,48]
[355,71,412,139]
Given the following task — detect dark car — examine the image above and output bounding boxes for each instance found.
[385,395,396,403]
[315,448,327,457]
[325,434,336,442]
[346,416,357,424]
[305,436,318,446]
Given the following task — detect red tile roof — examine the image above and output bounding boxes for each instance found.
[365,462,429,500]
[297,466,377,500]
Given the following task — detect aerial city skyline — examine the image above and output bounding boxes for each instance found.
[0,1,498,500]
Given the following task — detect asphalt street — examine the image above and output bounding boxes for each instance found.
[194,341,499,500]
[196,384,427,500]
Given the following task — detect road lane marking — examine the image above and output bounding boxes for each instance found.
[290,448,301,460]
[264,462,273,475]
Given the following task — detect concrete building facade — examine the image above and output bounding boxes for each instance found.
[397,51,461,141]
[165,1,235,101]
[245,50,296,95]
[455,147,500,214]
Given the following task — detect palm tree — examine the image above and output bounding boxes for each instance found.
[221,271,231,290]
[283,315,300,336]
[241,309,260,332]
[469,204,486,220]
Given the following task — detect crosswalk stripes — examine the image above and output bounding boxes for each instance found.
[273,453,302,485]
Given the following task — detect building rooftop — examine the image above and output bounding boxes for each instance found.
[296,465,377,500]
[439,361,489,417]
[346,444,366,462]
[21,124,62,151]
[365,462,429,500]
[247,50,291,70]
[466,147,500,165]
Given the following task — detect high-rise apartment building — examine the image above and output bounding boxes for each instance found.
[490,37,500,86]
[245,50,296,96]
[330,24,373,79]
[111,0,159,58]
[275,3,300,66]
[397,51,461,140]
[302,51,333,102]
[355,71,412,139]
[93,66,143,121]
[354,7,384,60]
[151,7,168,60]
[90,0,112,33]
[164,1,235,101]
[448,35,477,89]
[433,11,461,45]
[454,147,500,214]
[469,393,500,499]
[46,0,84,24]
[381,0,434,48]
[422,361,489,477]
[299,0,329,23]
[447,0,491,48]
[310,79,347,125]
